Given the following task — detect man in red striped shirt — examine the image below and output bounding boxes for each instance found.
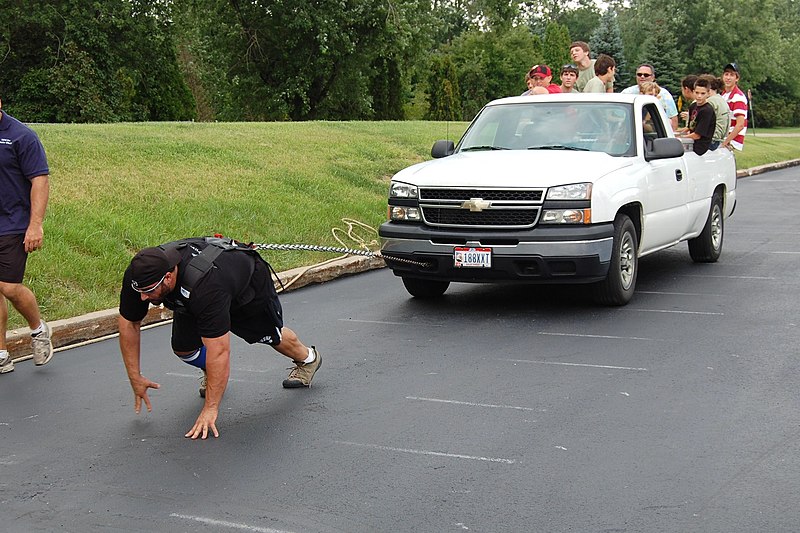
[721,63,748,151]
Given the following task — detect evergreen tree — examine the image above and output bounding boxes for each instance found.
[541,22,572,80]
[425,54,462,121]
[636,22,686,96]
[589,8,627,89]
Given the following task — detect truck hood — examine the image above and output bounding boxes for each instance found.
[393,150,634,188]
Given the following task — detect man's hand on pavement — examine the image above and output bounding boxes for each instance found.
[185,406,220,439]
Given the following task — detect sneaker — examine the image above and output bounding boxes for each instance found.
[0,352,14,374]
[282,347,322,388]
[31,321,54,366]
[199,370,207,398]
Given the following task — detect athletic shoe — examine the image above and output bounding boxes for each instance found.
[199,370,207,398]
[31,321,54,366]
[282,347,322,388]
[0,352,14,374]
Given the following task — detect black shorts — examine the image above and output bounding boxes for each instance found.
[170,265,284,353]
[0,234,28,283]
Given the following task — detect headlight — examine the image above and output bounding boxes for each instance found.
[390,181,418,199]
[390,206,421,221]
[541,209,591,224]
[546,183,592,200]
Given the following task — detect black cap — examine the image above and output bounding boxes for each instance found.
[130,246,181,291]
[723,62,739,73]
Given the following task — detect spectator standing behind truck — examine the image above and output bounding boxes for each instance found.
[698,74,730,150]
[621,64,679,130]
[721,62,748,151]
[559,64,579,93]
[679,77,716,156]
[678,75,699,127]
[582,54,615,94]
[570,41,613,93]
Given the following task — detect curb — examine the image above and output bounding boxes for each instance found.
[6,255,385,361]
[736,158,800,178]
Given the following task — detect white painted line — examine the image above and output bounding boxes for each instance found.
[504,359,648,371]
[338,318,442,327]
[685,274,776,280]
[170,514,295,533]
[406,396,535,411]
[336,441,516,464]
[619,308,724,316]
[770,251,800,254]
[538,331,664,342]
[637,290,724,297]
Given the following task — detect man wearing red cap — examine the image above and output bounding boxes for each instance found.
[118,237,321,440]
[528,65,562,94]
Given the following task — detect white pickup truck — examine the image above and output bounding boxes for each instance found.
[379,93,737,305]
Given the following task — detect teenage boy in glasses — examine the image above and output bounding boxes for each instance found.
[118,238,322,439]
[559,64,579,93]
[621,64,679,130]
[0,96,54,375]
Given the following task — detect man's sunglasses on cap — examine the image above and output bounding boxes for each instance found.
[131,272,168,294]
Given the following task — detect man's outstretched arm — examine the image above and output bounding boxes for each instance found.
[118,315,160,413]
[185,333,231,439]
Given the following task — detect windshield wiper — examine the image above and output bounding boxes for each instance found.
[461,145,509,151]
[527,145,589,151]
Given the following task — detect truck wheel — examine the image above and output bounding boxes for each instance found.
[593,214,638,306]
[401,277,450,298]
[688,192,723,263]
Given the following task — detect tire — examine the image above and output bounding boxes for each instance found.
[688,193,724,263]
[593,214,638,306]
[401,277,450,298]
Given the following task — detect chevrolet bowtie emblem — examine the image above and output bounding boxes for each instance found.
[461,198,491,212]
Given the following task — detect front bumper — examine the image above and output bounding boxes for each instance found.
[379,222,614,283]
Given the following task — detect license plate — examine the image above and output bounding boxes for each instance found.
[454,247,492,268]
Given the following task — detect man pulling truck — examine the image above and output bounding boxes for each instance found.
[118,236,322,440]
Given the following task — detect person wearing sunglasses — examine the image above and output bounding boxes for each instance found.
[118,237,322,440]
[559,64,579,93]
[0,96,54,375]
[621,64,679,131]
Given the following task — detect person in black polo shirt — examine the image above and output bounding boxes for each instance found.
[0,97,54,374]
[118,237,322,440]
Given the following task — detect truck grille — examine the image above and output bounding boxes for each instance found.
[420,188,543,202]
[422,207,539,227]
[418,187,544,229]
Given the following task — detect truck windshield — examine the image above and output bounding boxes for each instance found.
[458,102,635,157]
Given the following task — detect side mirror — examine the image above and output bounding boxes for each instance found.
[431,140,455,159]
[645,137,685,161]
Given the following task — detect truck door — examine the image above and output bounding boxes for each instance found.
[639,103,690,253]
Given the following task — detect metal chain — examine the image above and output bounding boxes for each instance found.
[252,243,429,267]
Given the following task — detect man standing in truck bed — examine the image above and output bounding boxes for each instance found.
[118,236,322,440]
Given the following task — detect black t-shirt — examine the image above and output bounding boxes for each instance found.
[688,102,716,156]
[119,239,267,339]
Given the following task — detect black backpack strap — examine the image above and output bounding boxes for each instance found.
[181,244,225,297]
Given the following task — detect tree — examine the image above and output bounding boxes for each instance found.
[541,22,572,79]
[635,21,686,95]
[590,8,627,89]
[450,26,542,119]
[0,0,194,123]
[425,54,461,121]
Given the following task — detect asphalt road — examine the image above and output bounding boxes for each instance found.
[3,167,800,532]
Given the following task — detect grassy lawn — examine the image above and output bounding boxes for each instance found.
[8,121,799,329]
[735,132,800,168]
